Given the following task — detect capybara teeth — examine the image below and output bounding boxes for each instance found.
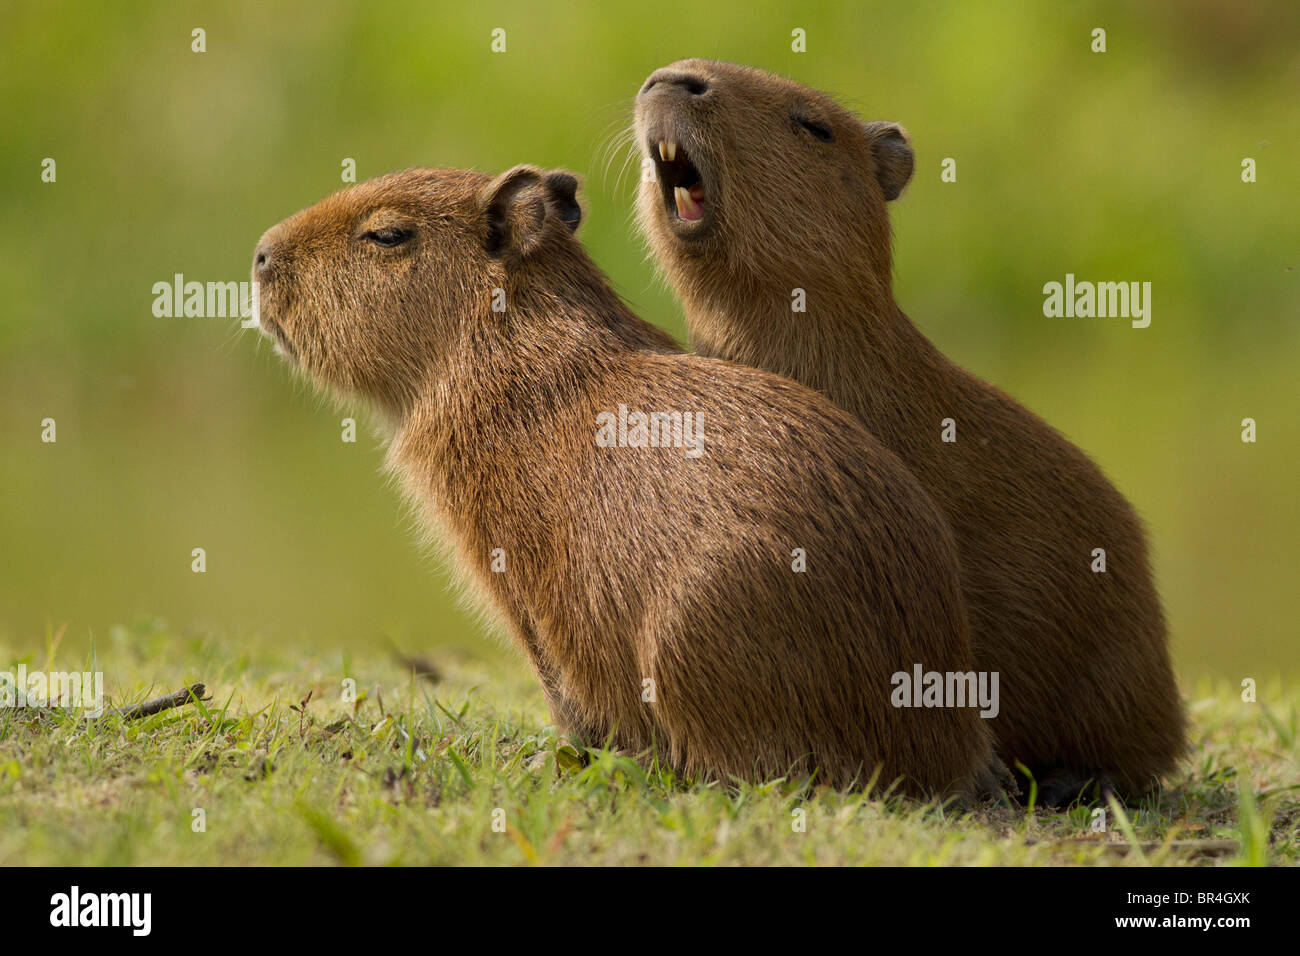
[674,185,698,220]
[659,139,677,162]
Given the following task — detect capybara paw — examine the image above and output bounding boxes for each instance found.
[974,755,1020,804]
[1035,769,1115,808]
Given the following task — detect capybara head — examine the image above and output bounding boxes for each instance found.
[251,165,582,412]
[634,58,913,286]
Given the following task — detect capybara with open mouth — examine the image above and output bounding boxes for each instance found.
[635,59,1184,804]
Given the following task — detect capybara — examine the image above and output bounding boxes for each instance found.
[250,165,1004,798]
[634,59,1184,803]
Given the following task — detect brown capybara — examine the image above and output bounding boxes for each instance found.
[634,59,1185,805]
[250,164,1002,798]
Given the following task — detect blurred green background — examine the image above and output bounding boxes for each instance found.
[1,1,1296,679]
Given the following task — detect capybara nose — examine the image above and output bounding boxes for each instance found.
[639,68,710,99]
[253,241,275,279]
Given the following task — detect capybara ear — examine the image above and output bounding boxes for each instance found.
[482,165,546,258]
[542,170,582,234]
[864,121,914,201]
[482,166,583,259]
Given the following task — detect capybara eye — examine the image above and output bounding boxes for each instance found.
[796,117,834,143]
[362,227,413,248]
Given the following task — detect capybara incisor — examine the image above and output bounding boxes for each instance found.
[251,164,1000,797]
[634,59,1185,803]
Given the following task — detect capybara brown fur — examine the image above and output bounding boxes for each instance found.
[250,164,1001,798]
[634,59,1185,803]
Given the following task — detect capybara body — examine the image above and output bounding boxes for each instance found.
[251,165,998,797]
[634,59,1185,801]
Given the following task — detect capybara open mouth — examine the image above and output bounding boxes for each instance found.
[649,137,710,232]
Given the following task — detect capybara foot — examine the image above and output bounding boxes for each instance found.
[1034,769,1116,808]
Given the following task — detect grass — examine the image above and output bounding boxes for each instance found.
[1,619,1296,866]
